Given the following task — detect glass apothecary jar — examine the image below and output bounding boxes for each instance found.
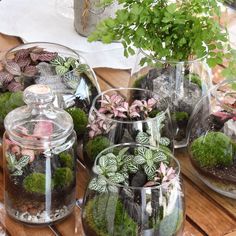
[3,84,77,225]
[187,79,236,199]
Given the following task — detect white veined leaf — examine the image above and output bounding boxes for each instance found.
[133,155,146,165]
[6,152,16,167]
[108,185,118,193]
[55,65,69,75]
[88,178,99,190]
[135,147,147,156]
[107,164,118,173]
[159,137,170,146]
[95,166,103,174]
[145,149,153,160]
[136,132,150,144]
[66,57,77,68]
[146,159,154,167]
[127,163,139,173]
[120,171,129,180]
[109,173,125,183]
[144,165,156,179]
[125,155,134,163]
[118,147,129,158]
[96,176,108,186]
[107,157,117,166]
[156,111,166,123]
[153,152,168,162]
[12,169,23,176]
[99,155,109,168]
[50,55,65,66]
[97,184,108,193]
[17,155,30,168]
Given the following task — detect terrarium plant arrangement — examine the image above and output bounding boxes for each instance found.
[81,143,184,236]
[3,85,77,225]
[82,88,173,169]
[0,42,100,139]
[187,79,236,199]
[88,0,234,148]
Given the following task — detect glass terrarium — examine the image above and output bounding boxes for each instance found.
[81,143,185,236]
[82,88,174,169]
[3,84,77,225]
[187,79,236,199]
[0,42,100,139]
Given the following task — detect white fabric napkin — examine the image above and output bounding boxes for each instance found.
[0,0,136,69]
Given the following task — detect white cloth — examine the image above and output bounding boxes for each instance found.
[0,0,136,69]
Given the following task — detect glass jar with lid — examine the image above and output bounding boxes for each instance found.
[3,84,77,225]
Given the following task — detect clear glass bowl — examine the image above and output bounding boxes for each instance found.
[187,79,236,199]
[81,143,185,236]
[3,85,77,225]
[130,50,212,148]
[82,88,174,169]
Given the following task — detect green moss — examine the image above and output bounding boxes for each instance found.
[83,195,138,236]
[23,173,49,194]
[54,167,73,188]
[148,109,160,118]
[185,74,202,89]
[59,152,73,169]
[191,132,235,168]
[85,136,110,161]
[133,75,145,88]
[0,92,24,123]
[172,112,189,122]
[66,107,88,135]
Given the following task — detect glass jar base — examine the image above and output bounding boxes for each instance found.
[6,204,75,226]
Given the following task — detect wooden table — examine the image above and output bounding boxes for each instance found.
[0,33,236,236]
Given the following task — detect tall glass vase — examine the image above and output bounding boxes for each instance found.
[130,50,212,148]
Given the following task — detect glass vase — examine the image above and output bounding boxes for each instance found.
[81,88,174,169]
[81,143,185,236]
[130,50,212,148]
[187,79,236,199]
[3,84,77,225]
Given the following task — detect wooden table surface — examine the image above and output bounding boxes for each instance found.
[0,33,236,236]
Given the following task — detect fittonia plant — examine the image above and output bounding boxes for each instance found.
[89,146,175,193]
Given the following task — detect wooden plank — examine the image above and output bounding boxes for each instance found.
[177,149,236,220]
[183,178,236,235]
[95,68,130,88]
[184,220,205,236]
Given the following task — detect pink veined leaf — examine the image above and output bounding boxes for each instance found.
[131,100,144,107]
[30,52,40,62]
[147,98,157,107]
[31,47,44,53]
[7,81,24,92]
[33,121,54,137]
[37,52,58,62]
[213,111,233,121]
[5,61,21,76]
[17,57,31,68]
[0,71,14,84]
[159,162,166,176]
[98,107,107,113]
[14,48,31,61]
[23,65,38,77]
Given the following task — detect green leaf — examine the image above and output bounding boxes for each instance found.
[12,170,23,176]
[6,152,16,167]
[17,155,30,168]
[133,155,146,165]
[99,155,109,168]
[159,137,170,146]
[136,132,150,144]
[50,55,65,66]
[144,165,156,179]
[166,4,176,14]
[55,65,69,75]
[145,149,153,160]
[109,173,125,183]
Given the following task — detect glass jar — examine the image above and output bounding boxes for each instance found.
[82,88,174,169]
[187,79,236,199]
[130,50,212,148]
[81,143,185,236]
[3,84,77,225]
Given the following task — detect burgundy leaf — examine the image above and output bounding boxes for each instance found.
[23,65,38,77]
[30,52,40,62]
[31,47,44,53]
[38,52,58,62]
[0,71,14,84]
[5,61,21,76]
[17,57,31,68]
[14,48,31,61]
[7,81,24,92]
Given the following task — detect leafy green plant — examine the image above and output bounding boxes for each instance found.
[66,107,88,135]
[6,152,30,176]
[191,132,235,168]
[53,167,74,188]
[88,0,232,67]
[23,173,48,194]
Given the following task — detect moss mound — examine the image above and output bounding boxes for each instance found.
[191,132,235,168]
[23,173,48,194]
[185,74,202,89]
[172,111,189,122]
[85,136,110,161]
[83,195,138,236]
[66,107,88,135]
[59,152,73,169]
[54,167,73,188]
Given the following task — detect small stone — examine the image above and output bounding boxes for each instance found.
[28,208,38,215]
[224,119,236,140]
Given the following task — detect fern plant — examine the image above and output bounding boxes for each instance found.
[6,152,30,176]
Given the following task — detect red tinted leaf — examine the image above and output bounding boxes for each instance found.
[30,52,40,62]
[14,48,31,61]
[7,81,24,92]
[5,61,21,76]
[38,52,58,62]
[17,57,31,68]
[23,65,38,77]
[0,71,14,84]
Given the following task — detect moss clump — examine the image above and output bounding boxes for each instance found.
[191,132,235,168]
[54,167,73,188]
[133,75,146,88]
[83,195,138,236]
[59,152,73,169]
[66,107,88,135]
[148,109,160,118]
[172,112,189,122]
[23,173,48,194]
[85,136,110,161]
[0,92,24,123]
[185,74,202,89]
